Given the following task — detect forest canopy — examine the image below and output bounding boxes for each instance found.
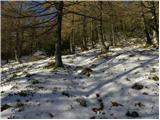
[1,1,159,67]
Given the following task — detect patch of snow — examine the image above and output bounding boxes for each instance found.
[1,47,159,119]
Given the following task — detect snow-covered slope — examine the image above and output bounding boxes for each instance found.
[1,47,159,119]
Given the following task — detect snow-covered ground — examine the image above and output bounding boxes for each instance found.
[1,46,159,119]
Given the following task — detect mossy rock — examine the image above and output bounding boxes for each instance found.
[62,91,70,97]
[111,101,123,107]
[76,97,87,107]
[152,75,159,81]
[142,92,148,95]
[90,116,96,119]
[80,67,93,77]
[131,83,143,90]
[148,75,159,81]
[17,91,30,97]
[134,71,139,74]
[25,73,33,78]
[31,80,40,84]
[151,68,156,73]
[52,87,61,92]
[1,104,11,111]
[48,113,54,118]
[126,78,131,81]
[129,54,135,57]
[135,102,145,107]
[15,101,24,108]
[126,111,139,117]
[10,73,18,79]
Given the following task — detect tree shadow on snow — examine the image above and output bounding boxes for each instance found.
[1,49,159,119]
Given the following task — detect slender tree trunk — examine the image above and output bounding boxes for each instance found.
[151,1,159,46]
[15,31,22,63]
[99,1,109,52]
[152,30,158,48]
[55,1,63,67]
[91,19,95,49]
[30,28,36,54]
[111,23,115,46]
[14,3,24,64]
[141,2,152,45]
[109,2,115,47]
[70,12,75,54]
[145,29,152,45]
[91,19,96,48]
[82,16,88,51]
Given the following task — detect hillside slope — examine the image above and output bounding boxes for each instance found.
[1,47,159,119]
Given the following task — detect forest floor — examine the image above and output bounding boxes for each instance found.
[1,46,159,119]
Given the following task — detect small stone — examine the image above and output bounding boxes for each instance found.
[142,92,148,95]
[76,97,87,107]
[126,111,139,117]
[111,101,123,107]
[96,93,100,98]
[90,116,96,119]
[62,91,70,97]
[131,83,143,90]
[48,113,54,118]
[135,102,145,107]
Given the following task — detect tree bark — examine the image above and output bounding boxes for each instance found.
[99,1,109,52]
[91,19,95,49]
[111,23,115,46]
[82,16,88,51]
[151,1,159,46]
[55,1,64,67]
[15,30,22,63]
[141,2,152,45]
[70,12,75,54]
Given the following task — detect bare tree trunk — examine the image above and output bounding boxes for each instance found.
[100,1,109,52]
[145,29,152,45]
[55,1,63,67]
[109,2,115,46]
[82,16,88,51]
[14,3,24,64]
[70,12,75,54]
[15,31,22,63]
[30,27,36,54]
[151,1,159,46]
[141,2,152,46]
[91,19,95,49]
[152,30,158,48]
[111,23,115,46]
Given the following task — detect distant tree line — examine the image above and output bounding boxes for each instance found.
[1,1,159,67]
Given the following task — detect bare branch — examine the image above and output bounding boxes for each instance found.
[66,10,100,21]
[2,11,57,19]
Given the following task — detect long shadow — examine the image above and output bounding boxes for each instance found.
[1,56,159,119]
[132,49,158,57]
[89,52,126,69]
[1,81,158,118]
[1,48,159,118]
[70,56,158,96]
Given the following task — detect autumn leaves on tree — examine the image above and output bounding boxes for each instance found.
[1,1,159,66]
